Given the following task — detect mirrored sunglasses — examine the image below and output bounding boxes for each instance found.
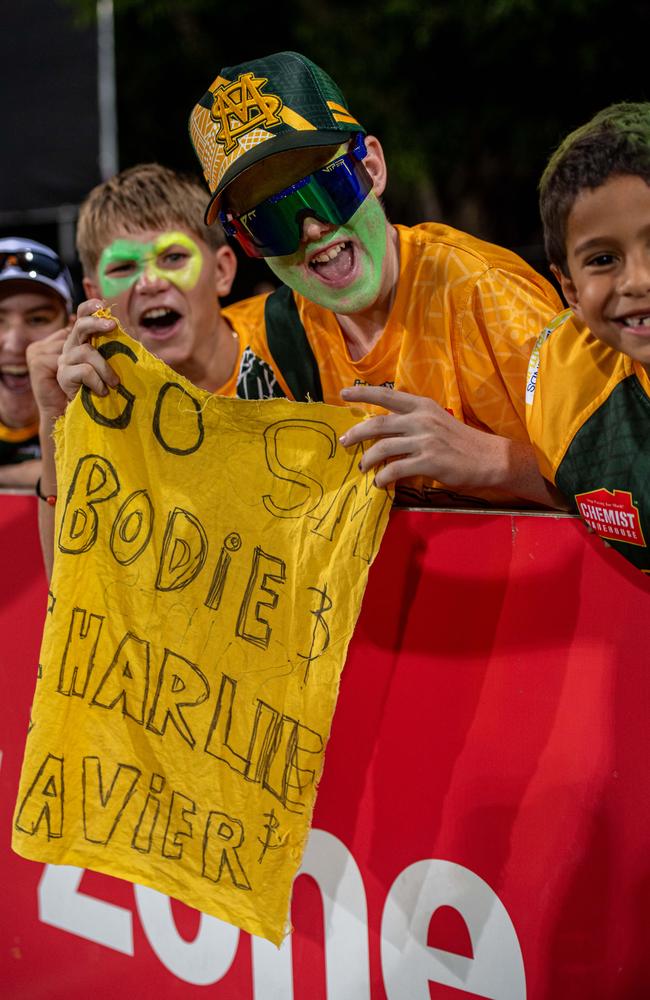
[220,134,372,258]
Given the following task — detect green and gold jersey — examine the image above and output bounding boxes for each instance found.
[526,310,650,572]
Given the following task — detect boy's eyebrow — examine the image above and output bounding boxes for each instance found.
[572,236,614,256]
[573,222,650,257]
[0,303,59,314]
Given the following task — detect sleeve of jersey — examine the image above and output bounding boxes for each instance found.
[456,267,561,445]
[524,331,560,484]
[525,313,617,485]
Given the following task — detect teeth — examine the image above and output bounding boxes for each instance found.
[1,366,28,375]
[623,315,650,326]
[311,243,345,265]
[142,307,173,319]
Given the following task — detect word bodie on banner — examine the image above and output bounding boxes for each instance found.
[12,312,391,944]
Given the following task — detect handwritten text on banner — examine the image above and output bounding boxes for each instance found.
[12,317,391,944]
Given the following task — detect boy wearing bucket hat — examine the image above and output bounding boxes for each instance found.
[189,51,564,507]
[0,238,73,486]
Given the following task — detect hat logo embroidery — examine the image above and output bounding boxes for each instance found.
[209,73,283,154]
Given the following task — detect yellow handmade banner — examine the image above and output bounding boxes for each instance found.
[12,317,391,944]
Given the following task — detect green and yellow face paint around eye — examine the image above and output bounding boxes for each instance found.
[98,232,203,298]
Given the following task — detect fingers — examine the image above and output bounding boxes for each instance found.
[46,326,70,346]
[25,329,69,419]
[340,384,419,413]
[25,327,67,367]
[65,307,116,350]
[339,412,406,447]
[58,298,119,400]
[357,435,411,473]
[372,457,418,489]
[59,362,113,399]
[338,389,469,488]
[77,298,108,320]
[57,343,120,400]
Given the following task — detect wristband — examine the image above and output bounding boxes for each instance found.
[35,476,57,506]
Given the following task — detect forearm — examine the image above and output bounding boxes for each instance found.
[483,436,568,509]
[0,458,41,488]
[36,417,59,579]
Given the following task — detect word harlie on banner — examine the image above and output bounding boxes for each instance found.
[12,314,391,945]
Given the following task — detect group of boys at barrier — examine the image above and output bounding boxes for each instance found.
[2,47,650,981]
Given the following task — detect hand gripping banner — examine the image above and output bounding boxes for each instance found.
[12,314,391,944]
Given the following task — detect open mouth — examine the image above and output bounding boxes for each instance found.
[0,366,31,392]
[139,307,182,336]
[308,241,354,282]
[620,315,650,328]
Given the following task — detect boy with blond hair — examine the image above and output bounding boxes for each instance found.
[32,162,277,574]
[527,103,650,571]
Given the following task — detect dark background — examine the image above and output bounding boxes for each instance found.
[3,0,650,300]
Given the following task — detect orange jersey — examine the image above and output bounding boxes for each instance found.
[295,225,560,431]
[226,224,561,505]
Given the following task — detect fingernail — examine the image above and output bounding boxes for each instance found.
[339,433,347,445]
[101,319,114,329]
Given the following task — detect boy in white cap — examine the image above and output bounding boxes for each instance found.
[0,238,73,486]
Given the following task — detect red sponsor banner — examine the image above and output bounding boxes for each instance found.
[575,486,646,547]
[2,493,650,998]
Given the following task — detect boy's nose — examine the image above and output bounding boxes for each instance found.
[135,266,169,292]
[619,253,650,295]
[300,216,335,246]
[1,322,29,353]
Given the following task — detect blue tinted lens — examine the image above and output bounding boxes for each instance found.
[222,137,372,258]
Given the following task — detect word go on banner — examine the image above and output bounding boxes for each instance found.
[12,316,391,945]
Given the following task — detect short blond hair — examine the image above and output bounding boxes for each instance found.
[77,163,226,275]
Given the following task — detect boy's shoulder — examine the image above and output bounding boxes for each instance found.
[395,223,560,309]
[526,308,644,482]
[221,291,269,334]
[526,308,630,408]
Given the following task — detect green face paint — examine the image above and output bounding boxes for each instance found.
[98,231,203,298]
[265,194,387,314]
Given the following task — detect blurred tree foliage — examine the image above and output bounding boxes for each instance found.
[68,0,650,263]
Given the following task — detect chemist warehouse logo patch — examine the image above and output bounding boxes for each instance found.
[575,487,646,548]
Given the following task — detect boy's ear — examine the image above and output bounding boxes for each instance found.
[363,135,388,198]
[83,275,101,299]
[551,263,581,316]
[213,244,237,298]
